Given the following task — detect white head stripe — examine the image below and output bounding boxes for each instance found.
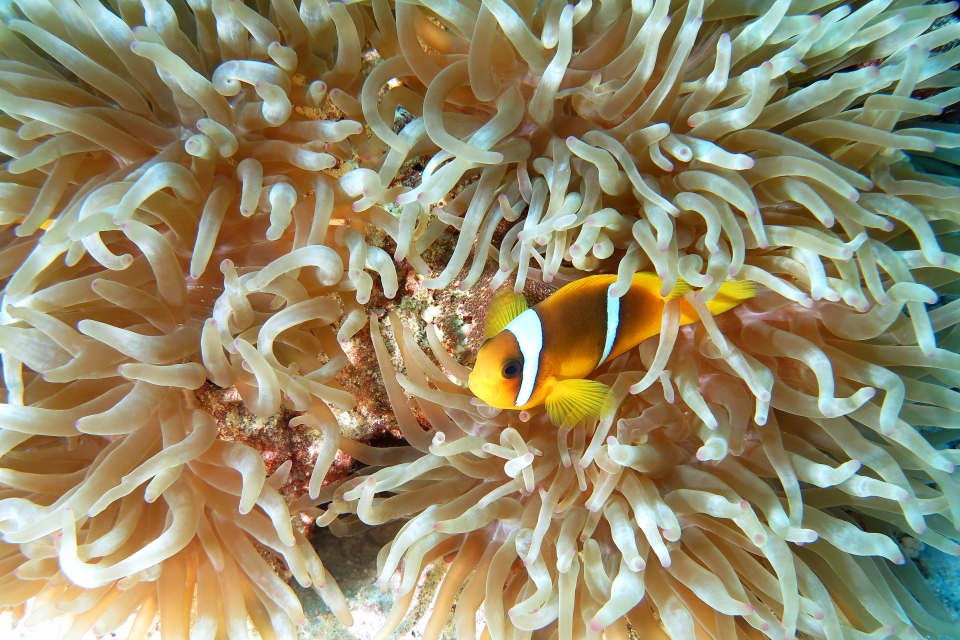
[600,284,620,366]
[504,309,543,407]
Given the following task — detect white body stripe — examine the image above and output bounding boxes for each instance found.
[600,284,620,366]
[504,309,543,407]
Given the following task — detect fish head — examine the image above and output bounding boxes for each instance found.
[468,331,524,410]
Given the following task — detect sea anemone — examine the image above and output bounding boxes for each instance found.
[1,0,960,639]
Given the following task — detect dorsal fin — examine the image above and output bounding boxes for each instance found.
[484,289,528,340]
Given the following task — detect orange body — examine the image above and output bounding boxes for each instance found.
[469,273,755,423]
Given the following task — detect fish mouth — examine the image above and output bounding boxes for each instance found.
[467,374,499,407]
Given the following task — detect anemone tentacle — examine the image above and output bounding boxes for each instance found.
[0,0,959,638]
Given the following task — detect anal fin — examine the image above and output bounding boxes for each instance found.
[545,379,616,429]
[665,277,692,301]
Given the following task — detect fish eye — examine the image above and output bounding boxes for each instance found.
[502,360,522,380]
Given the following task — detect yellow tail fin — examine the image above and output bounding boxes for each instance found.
[706,280,757,316]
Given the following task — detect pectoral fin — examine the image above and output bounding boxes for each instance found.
[484,289,529,340]
[545,379,616,429]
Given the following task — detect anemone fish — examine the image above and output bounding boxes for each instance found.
[468,273,756,428]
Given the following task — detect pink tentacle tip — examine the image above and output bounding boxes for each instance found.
[589,621,603,632]
[432,522,441,531]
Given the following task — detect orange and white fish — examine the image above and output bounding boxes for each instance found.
[468,273,756,428]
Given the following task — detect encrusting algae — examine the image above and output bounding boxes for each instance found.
[0,0,960,639]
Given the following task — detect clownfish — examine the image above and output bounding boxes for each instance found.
[468,273,756,428]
